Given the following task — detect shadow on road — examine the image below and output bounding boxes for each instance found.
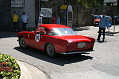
[105,33,114,36]
[0,32,17,38]
[14,47,93,66]
[72,27,89,31]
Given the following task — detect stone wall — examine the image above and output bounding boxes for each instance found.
[73,5,94,27]
[41,1,95,27]
[41,1,106,27]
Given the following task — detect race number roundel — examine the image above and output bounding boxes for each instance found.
[35,34,40,42]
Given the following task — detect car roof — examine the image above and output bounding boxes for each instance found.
[38,24,70,29]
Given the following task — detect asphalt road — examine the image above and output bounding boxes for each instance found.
[0,26,119,79]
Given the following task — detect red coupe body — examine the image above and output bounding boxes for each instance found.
[94,18,100,26]
[18,24,95,56]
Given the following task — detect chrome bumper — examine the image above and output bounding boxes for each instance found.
[58,50,94,55]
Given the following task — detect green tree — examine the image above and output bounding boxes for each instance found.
[66,0,104,8]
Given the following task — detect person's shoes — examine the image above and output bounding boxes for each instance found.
[102,39,105,42]
[97,40,100,42]
[97,38,100,42]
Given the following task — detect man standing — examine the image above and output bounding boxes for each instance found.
[56,15,60,24]
[92,11,111,42]
[38,14,43,25]
[12,12,19,32]
[52,15,56,24]
[21,12,28,31]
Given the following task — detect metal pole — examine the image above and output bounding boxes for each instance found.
[113,4,116,33]
[39,0,41,17]
[77,1,78,26]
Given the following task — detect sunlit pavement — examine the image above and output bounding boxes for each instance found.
[0,25,119,79]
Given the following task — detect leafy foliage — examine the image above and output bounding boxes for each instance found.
[65,0,104,8]
[0,53,21,79]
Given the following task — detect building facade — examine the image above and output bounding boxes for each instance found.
[0,0,11,31]
[104,0,119,17]
[11,0,36,30]
[1,0,118,31]
[0,0,40,31]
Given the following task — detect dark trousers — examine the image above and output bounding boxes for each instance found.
[97,27,105,41]
[22,23,27,31]
[13,22,18,31]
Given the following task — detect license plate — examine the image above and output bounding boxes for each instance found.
[78,42,86,48]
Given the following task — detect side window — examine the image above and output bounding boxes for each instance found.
[48,29,57,36]
[36,27,47,34]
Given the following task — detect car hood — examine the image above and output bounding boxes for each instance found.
[56,35,92,42]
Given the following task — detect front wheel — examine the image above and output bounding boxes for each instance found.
[19,37,27,48]
[45,43,57,58]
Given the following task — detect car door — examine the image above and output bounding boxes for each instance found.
[25,32,34,45]
[29,27,47,49]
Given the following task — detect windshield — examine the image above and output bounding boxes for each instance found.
[94,17,100,19]
[49,28,77,36]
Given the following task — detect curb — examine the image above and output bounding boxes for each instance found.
[17,61,47,79]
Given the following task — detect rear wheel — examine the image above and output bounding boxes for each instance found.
[45,43,57,58]
[19,37,27,48]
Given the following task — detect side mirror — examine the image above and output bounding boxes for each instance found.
[34,31,40,34]
[40,31,46,35]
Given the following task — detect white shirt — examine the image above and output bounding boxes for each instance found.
[38,16,42,25]
[21,15,28,23]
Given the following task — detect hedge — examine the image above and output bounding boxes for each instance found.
[0,53,21,79]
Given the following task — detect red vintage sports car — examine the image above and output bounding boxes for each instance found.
[94,18,100,26]
[18,24,95,57]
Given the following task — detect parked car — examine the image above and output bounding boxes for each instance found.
[113,16,119,25]
[94,17,100,26]
[17,24,95,57]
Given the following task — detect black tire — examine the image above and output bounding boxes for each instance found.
[45,43,57,58]
[19,37,27,48]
